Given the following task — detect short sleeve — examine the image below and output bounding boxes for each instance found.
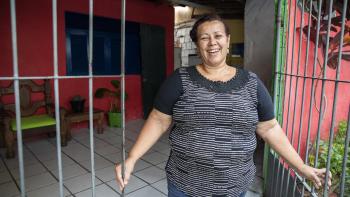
[153,69,183,115]
[257,78,275,121]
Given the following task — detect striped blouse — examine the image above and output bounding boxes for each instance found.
[154,66,274,196]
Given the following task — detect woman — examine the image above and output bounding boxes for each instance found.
[115,14,331,196]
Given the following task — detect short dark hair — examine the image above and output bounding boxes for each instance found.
[189,14,230,43]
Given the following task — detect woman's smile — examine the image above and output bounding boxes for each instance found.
[196,20,230,67]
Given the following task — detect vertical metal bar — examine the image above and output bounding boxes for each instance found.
[10,0,25,196]
[271,1,283,194]
[323,0,348,196]
[271,0,291,195]
[279,0,298,195]
[340,105,350,196]
[305,0,322,167]
[120,0,126,196]
[52,0,64,197]
[287,0,305,195]
[312,0,333,194]
[88,0,96,196]
[299,0,314,196]
[286,0,305,195]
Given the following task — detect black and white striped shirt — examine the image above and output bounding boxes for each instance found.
[154,66,274,196]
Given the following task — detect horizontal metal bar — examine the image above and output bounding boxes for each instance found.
[274,71,350,83]
[0,75,123,80]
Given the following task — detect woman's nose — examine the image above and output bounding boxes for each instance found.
[208,37,216,45]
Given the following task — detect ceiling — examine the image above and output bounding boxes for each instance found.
[169,0,246,19]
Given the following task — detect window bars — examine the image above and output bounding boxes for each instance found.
[4,0,127,197]
[268,0,350,197]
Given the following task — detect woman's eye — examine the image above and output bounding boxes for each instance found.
[215,35,223,39]
[200,37,209,41]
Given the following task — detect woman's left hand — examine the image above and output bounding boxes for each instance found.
[299,164,332,189]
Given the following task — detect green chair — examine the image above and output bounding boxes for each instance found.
[0,80,63,158]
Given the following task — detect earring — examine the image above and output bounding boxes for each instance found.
[227,48,230,55]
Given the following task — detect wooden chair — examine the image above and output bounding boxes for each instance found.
[0,80,64,158]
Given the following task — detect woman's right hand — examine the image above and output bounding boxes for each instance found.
[115,158,136,190]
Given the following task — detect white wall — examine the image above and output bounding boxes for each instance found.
[244,0,275,90]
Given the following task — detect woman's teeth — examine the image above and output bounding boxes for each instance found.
[208,49,220,53]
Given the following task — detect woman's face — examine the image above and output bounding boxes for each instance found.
[196,20,230,67]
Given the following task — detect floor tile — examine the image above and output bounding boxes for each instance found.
[16,172,57,192]
[0,181,20,197]
[80,155,114,171]
[35,150,60,162]
[156,161,167,170]
[65,150,92,162]
[94,145,120,156]
[134,166,166,184]
[0,170,12,184]
[41,154,76,171]
[10,162,47,180]
[61,142,87,152]
[51,163,87,180]
[103,152,127,164]
[106,175,148,194]
[77,137,110,149]
[125,131,139,141]
[127,185,166,197]
[26,183,71,197]
[3,153,39,169]
[151,142,169,152]
[75,183,119,197]
[151,178,168,194]
[0,159,6,172]
[25,140,56,154]
[133,159,152,172]
[95,166,116,182]
[64,173,102,194]
[141,152,168,165]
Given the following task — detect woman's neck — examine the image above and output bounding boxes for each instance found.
[197,63,236,82]
[200,63,228,75]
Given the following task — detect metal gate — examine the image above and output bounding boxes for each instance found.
[265,0,350,196]
[1,0,127,197]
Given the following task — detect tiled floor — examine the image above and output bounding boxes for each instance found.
[0,119,263,197]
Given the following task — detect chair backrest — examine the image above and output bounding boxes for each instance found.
[0,80,53,117]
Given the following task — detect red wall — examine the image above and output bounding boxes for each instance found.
[282,1,350,160]
[0,0,174,121]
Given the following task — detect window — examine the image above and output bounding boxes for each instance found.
[65,12,141,76]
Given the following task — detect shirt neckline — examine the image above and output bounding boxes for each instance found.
[187,65,249,93]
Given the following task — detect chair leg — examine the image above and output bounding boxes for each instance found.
[60,121,67,146]
[5,129,15,158]
[97,113,104,134]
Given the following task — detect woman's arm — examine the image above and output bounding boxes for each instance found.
[128,108,172,162]
[256,118,331,189]
[115,108,172,189]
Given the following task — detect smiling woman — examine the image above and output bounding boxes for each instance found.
[115,14,332,197]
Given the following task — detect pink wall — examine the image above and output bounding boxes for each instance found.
[0,0,174,121]
[282,0,350,160]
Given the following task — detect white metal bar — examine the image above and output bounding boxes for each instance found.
[270,0,283,195]
[324,0,348,195]
[88,0,96,196]
[0,75,124,80]
[340,105,350,196]
[52,0,64,196]
[299,0,314,196]
[288,0,305,194]
[10,0,25,196]
[121,0,126,196]
[312,0,333,194]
